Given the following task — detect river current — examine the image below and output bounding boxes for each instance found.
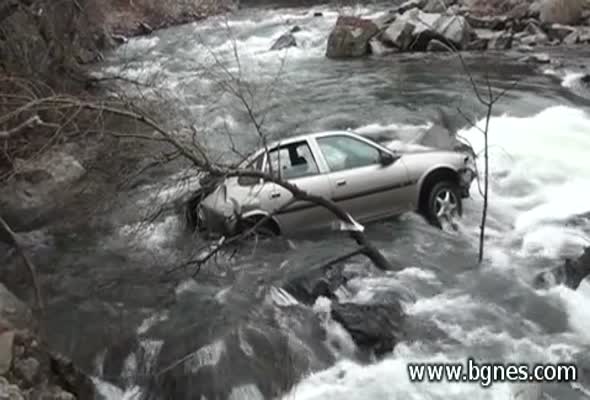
[24,2,590,399]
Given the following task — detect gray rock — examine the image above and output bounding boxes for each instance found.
[381,14,418,49]
[539,0,584,25]
[427,38,451,51]
[423,0,455,13]
[534,247,590,290]
[373,11,397,30]
[565,27,590,44]
[545,23,578,42]
[42,386,75,400]
[14,357,40,385]
[465,38,489,50]
[525,21,544,36]
[326,16,379,58]
[563,30,579,44]
[331,302,406,357]
[369,38,398,55]
[519,53,551,64]
[488,30,513,49]
[0,377,24,400]
[394,0,428,14]
[270,32,297,51]
[0,150,86,230]
[0,284,33,331]
[520,32,549,46]
[381,9,472,51]
[49,352,97,400]
[465,14,508,30]
[0,330,14,375]
[111,34,128,44]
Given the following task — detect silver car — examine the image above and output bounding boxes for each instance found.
[186,131,476,237]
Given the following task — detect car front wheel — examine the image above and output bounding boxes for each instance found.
[421,181,463,230]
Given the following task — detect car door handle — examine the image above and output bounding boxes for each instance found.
[336,179,346,187]
[270,192,281,199]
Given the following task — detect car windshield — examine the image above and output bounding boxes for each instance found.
[317,135,382,172]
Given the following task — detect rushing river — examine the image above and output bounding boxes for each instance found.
[15,2,590,400]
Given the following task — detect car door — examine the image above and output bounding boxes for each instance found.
[314,134,413,223]
[259,140,335,235]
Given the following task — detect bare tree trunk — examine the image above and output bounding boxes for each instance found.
[478,105,492,264]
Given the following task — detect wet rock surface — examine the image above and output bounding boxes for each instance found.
[330,302,406,357]
[0,284,95,400]
[534,247,590,290]
[326,0,590,58]
[326,16,379,58]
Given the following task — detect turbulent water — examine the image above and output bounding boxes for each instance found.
[18,3,590,400]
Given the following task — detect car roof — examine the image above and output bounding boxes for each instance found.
[263,130,364,149]
[243,130,391,166]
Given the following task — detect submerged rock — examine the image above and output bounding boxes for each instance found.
[325,16,379,58]
[270,31,297,50]
[102,284,334,400]
[330,302,406,357]
[534,247,590,290]
[519,53,551,64]
[282,262,350,305]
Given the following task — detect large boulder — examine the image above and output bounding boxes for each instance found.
[0,150,86,230]
[539,0,584,25]
[381,9,473,51]
[331,302,406,357]
[325,16,379,58]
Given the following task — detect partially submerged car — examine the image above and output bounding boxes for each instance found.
[186,131,476,237]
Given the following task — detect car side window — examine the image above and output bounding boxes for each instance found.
[267,141,319,180]
[317,135,381,172]
[238,153,265,186]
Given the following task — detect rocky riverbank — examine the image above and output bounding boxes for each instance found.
[324,0,590,58]
[98,0,238,42]
[0,284,94,400]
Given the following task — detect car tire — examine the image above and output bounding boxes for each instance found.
[421,181,463,229]
[238,215,279,238]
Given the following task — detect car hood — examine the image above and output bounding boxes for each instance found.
[384,140,459,155]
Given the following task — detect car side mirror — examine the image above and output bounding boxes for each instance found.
[379,151,396,166]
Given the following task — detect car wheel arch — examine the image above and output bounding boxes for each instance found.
[417,166,461,212]
[239,211,282,236]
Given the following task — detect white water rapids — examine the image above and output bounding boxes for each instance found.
[283,105,590,400]
[92,3,590,400]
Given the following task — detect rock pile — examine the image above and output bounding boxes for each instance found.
[326,0,590,58]
[0,284,95,400]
